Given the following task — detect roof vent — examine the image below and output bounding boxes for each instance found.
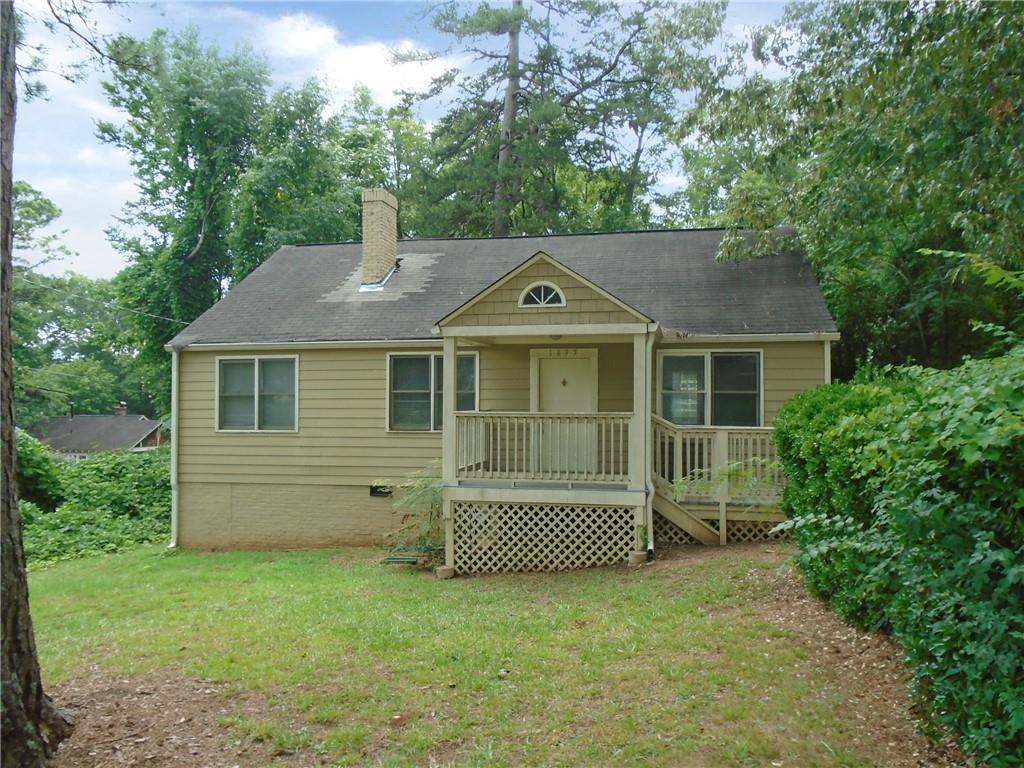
[361,188,398,286]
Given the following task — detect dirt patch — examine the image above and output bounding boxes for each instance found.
[48,667,318,768]
[739,556,973,768]
[652,540,790,568]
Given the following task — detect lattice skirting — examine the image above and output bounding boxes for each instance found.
[653,511,699,545]
[726,519,787,543]
[451,502,636,574]
[655,511,786,546]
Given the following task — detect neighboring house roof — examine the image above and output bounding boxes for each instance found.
[168,228,837,348]
[34,415,163,453]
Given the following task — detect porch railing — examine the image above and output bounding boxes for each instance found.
[455,412,631,483]
[651,415,781,503]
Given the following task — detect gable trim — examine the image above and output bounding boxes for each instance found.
[434,250,652,330]
[130,423,162,449]
[438,322,654,338]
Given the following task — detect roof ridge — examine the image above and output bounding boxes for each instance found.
[284,225,750,250]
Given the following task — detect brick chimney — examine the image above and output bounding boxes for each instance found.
[113,401,128,416]
[361,188,398,285]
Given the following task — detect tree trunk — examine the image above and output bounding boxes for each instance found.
[1,1,74,764]
[493,0,521,237]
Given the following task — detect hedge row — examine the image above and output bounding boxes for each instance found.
[774,345,1024,765]
[15,430,171,567]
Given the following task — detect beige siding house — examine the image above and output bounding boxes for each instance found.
[168,189,837,575]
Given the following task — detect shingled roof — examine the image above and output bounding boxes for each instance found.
[35,415,163,454]
[168,228,836,348]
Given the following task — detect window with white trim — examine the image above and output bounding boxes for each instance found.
[389,353,477,431]
[218,357,296,431]
[711,353,759,426]
[519,282,565,307]
[661,355,705,425]
[659,352,760,427]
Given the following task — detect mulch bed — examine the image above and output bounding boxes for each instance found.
[48,670,308,768]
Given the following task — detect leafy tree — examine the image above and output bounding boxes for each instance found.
[10,263,154,428]
[11,180,73,267]
[229,80,361,281]
[684,1,1024,376]
[407,0,729,237]
[99,29,270,410]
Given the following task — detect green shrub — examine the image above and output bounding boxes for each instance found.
[23,502,169,567]
[60,447,171,520]
[775,346,1024,765]
[22,447,171,568]
[14,429,63,510]
[773,378,910,627]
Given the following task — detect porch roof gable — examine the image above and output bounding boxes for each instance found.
[434,250,652,332]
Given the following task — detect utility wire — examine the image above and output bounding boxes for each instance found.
[15,274,191,326]
[14,382,74,397]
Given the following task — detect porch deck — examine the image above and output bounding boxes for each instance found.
[443,409,785,573]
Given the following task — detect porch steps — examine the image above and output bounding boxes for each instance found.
[652,493,720,546]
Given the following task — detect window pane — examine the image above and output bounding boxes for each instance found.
[260,359,294,395]
[434,392,444,431]
[392,356,430,391]
[220,395,255,429]
[523,284,564,306]
[256,359,296,430]
[457,355,476,395]
[663,392,704,426]
[712,393,758,426]
[392,392,430,430]
[219,360,254,429]
[220,360,254,396]
[259,395,295,430]
[663,356,704,393]
[712,353,758,392]
[456,391,475,411]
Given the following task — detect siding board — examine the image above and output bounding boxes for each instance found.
[176,338,826,548]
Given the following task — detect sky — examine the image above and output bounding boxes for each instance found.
[13,0,786,279]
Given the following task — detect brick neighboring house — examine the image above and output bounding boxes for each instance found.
[166,189,839,575]
[34,402,164,461]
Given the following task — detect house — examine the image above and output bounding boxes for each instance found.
[166,189,837,575]
[35,402,164,461]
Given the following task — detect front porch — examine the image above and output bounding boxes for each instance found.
[432,250,786,576]
[435,333,784,576]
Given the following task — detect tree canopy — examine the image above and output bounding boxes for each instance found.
[685,0,1024,375]
[13,0,1019,416]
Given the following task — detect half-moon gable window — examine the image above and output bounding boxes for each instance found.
[519,282,566,308]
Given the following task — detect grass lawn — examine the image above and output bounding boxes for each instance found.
[30,544,939,767]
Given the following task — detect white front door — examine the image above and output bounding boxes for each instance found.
[531,349,599,477]
[537,357,596,412]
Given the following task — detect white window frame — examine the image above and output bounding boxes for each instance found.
[385,351,480,433]
[657,349,764,428]
[214,354,299,433]
[518,281,566,309]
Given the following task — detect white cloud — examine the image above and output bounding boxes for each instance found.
[258,12,458,108]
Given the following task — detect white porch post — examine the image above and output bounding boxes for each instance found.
[442,335,457,484]
[629,333,647,491]
[440,335,458,574]
[629,333,648,554]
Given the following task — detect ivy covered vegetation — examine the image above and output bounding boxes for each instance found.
[15,430,170,567]
[774,343,1024,765]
